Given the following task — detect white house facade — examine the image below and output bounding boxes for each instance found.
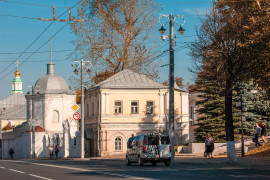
[84,69,189,157]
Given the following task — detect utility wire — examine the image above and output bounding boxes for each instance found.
[0,0,83,77]
[0,0,78,8]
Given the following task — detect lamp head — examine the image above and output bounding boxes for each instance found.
[87,69,91,75]
[159,25,166,35]
[178,26,185,35]
[74,69,78,75]
[161,35,167,41]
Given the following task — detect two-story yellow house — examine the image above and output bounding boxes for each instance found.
[84,69,189,157]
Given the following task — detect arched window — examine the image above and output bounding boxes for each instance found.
[114,137,122,151]
[52,110,59,123]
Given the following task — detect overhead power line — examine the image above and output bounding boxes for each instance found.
[0,0,83,78]
[0,0,76,8]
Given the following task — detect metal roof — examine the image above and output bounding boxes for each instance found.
[33,62,74,95]
[0,93,26,105]
[35,74,74,95]
[0,93,26,120]
[93,69,167,89]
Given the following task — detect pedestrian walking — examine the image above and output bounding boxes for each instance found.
[205,134,214,159]
[49,146,53,159]
[9,148,14,160]
[54,145,59,159]
[254,123,261,147]
[127,134,134,148]
[261,122,267,146]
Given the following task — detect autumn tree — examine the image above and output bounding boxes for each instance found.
[70,0,160,86]
[190,0,261,162]
[162,76,185,89]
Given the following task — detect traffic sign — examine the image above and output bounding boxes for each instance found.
[73,112,80,120]
[72,103,80,112]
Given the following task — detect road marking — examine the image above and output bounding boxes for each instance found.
[8,169,25,174]
[0,166,6,169]
[5,160,156,180]
[31,162,156,180]
[29,174,53,180]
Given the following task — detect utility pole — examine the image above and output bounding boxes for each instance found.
[169,14,175,160]
[158,13,185,162]
[0,112,2,159]
[73,60,91,159]
[81,60,85,159]
[31,86,35,159]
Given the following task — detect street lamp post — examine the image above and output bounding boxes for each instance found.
[237,91,246,157]
[158,14,185,162]
[73,60,91,159]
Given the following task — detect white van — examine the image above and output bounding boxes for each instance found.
[126,133,171,166]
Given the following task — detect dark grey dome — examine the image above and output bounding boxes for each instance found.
[34,62,74,95]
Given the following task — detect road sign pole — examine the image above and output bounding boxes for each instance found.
[81,60,85,159]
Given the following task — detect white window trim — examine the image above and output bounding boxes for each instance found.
[131,101,139,114]
[146,101,155,114]
[114,101,123,114]
[114,136,123,152]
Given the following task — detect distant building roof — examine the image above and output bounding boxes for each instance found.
[0,93,26,120]
[92,69,167,89]
[0,93,26,105]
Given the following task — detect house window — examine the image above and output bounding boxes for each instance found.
[190,106,194,120]
[131,101,138,114]
[56,137,59,145]
[74,137,76,146]
[97,101,99,114]
[92,102,94,116]
[114,101,122,114]
[115,137,122,151]
[146,101,154,114]
[87,104,89,117]
[52,110,59,123]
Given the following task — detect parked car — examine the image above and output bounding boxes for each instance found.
[126,133,171,166]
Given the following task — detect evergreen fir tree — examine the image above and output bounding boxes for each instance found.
[194,79,227,142]
[235,82,270,136]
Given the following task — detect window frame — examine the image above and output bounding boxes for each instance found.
[131,101,139,114]
[114,101,123,114]
[146,101,155,114]
[92,102,94,116]
[114,137,123,151]
[52,110,59,123]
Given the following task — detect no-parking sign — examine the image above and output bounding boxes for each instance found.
[73,112,80,120]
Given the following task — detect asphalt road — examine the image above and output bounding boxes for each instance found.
[0,158,270,180]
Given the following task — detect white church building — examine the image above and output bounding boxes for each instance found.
[1,60,81,159]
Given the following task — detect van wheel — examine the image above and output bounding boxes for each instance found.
[126,156,131,166]
[164,160,171,166]
[151,161,157,166]
[138,156,144,166]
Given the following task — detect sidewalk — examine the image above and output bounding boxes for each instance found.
[174,155,270,169]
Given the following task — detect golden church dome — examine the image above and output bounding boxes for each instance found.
[14,70,20,77]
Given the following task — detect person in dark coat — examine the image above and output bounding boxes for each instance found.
[54,145,59,159]
[9,148,14,160]
[205,134,214,159]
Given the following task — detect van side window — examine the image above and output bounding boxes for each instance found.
[132,136,139,147]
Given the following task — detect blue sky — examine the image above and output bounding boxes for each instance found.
[0,0,212,100]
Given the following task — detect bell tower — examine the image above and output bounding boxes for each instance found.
[12,60,23,94]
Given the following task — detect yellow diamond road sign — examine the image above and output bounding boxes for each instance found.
[72,103,80,112]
